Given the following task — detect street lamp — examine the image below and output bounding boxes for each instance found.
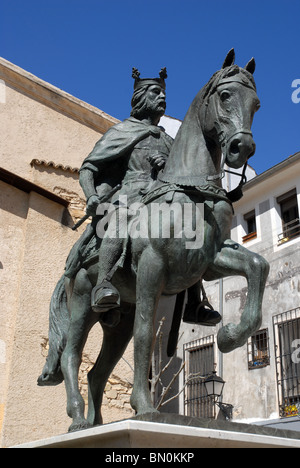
[204,371,225,400]
[204,371,233,420]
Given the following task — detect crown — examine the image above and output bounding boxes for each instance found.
[132,67,167,90]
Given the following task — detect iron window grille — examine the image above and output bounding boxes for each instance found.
[273,307,300,417]
[247,328,270,370]
[278,218,300,245]
[183,335,216,419]
[277,189,300,245]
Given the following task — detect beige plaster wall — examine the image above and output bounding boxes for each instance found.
[0,60,134,447]
[0,183,28,438]
[0,81,100,186]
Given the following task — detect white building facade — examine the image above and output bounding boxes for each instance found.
[169,152,300,426]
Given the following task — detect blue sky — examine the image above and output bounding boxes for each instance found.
[1,0,300,174]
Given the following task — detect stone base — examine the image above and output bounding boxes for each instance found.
[11,413,300,448]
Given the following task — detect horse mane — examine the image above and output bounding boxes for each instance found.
[160,63,257,187]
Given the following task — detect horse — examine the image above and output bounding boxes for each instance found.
[38,49,269,432]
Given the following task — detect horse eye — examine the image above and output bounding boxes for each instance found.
[220,90,230,102]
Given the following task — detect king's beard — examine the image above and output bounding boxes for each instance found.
[142,98,166,121]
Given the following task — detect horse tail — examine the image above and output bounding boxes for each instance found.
[37,275,70,386]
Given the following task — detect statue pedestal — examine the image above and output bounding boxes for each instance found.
[11,414,300,449]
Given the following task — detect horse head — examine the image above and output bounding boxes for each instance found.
[201,49,260,170]
[160,49,260,187]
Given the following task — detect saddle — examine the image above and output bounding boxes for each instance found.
[142,180,232,208]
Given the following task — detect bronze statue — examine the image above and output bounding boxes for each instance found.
[38,50,269,432]
[85,67,172,313]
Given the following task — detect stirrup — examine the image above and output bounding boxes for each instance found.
[183,299,222,326]
[91,280,120,313]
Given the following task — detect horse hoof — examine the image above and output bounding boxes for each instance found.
[217,323,238,353]
[130,393,160,417]
[68,420,92,433]
[136,408,160,417]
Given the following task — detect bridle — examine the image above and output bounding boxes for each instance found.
[204,72,256,188]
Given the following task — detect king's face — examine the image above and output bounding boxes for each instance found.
[144,84,166,116]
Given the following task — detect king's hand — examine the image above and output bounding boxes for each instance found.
[86,194,102,216]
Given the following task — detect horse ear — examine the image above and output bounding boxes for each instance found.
[222,48,235,68]
[245,57,256,74]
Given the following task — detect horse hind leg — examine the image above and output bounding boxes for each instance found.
[61,268,97,432]
[87,303,135,427]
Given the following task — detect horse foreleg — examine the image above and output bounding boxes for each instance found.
[208,239,269,353]
[61,269,96,432]
[130,249,165,416]
[87,304,135,426]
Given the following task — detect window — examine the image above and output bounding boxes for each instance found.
[273,308,300,417]
[277,190,300,244]
[242,210,257,243]
[247,329,270,370]
[183,336,215,418]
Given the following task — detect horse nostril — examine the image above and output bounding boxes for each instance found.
[229,139,241,155]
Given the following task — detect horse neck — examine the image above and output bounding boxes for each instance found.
[161,98,222,187]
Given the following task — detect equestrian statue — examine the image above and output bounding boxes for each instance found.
[38,49,269,432]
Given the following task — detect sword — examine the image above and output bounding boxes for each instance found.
[72,184,121,231]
